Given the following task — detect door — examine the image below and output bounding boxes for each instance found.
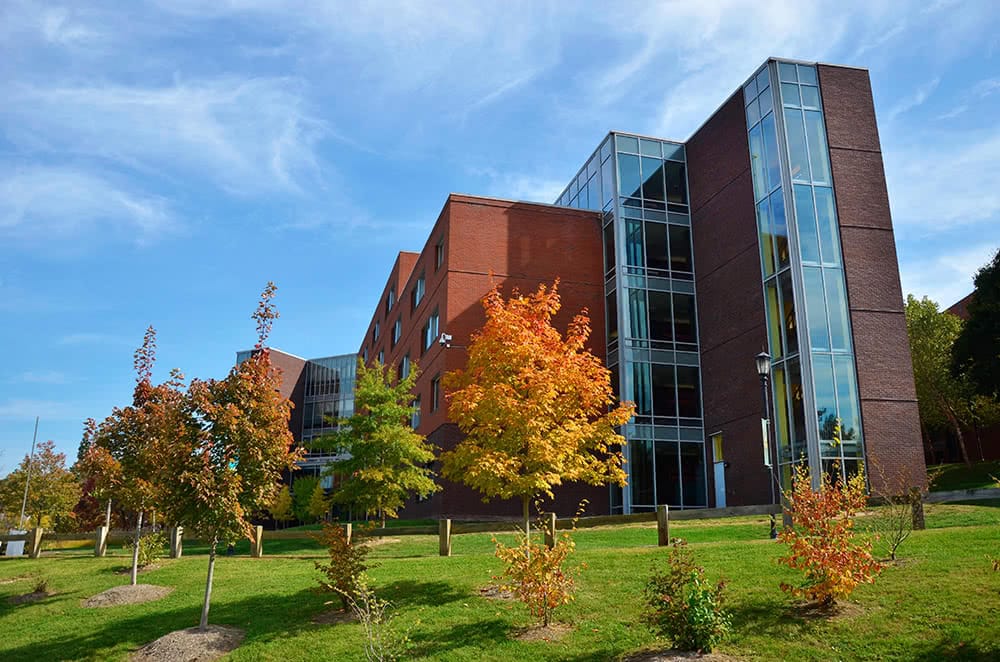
[711,433,726,508]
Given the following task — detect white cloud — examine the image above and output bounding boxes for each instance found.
[3,78,330,196]
[887,77,941,120]
[0,398,78,420]
[0,166,174,244]
[899,245,997,307]
[39,7,103,46]
[11,371,71,385]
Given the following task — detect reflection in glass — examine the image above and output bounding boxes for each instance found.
[616,134,639,153]
[814,187,840,265]
[641,157,666,201]
[607,290,618,342]
[640,139,661,157]
[652,364,677,419]
[664,162,687,205]
[779,61,798,82]
[765,281,784,360]
[744,79,757,103]
[772,364,790,459]
[784,108,811,181]
[787,359,807,459]
[749,124,766,201]
[676,366,701,418]
[779,270,799,356]
[601,157,614,207]
[618,153,642,197]
[834,355,861,445]
[669,225,693,274]
[648,291,673,342]
[655,441,681,505]
[761,113,780,192]
[626,220,643,266]
[826,270,851,351]
[755,66,770,93]
[630,440,655,505]
[603,223,615,273]
[644,222,668,271]
[804,111,831,183]
[801,85,820,108]
[746,97,760,126]
[770,190,789,269]
[759,85,774,117]
[680,443,707,506]
[781,83,801,107]
[812,354,837,440]
[798,64,818,85]
[632,362,652,416]
[794,184,820,263]
[629,288,648,339]
[757,197,776,277]
[804,266,830,351]
[673,293,697,345]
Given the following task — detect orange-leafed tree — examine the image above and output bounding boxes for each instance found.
[82,327,184,585]
[441,280,634,544]
[156,282,301,631]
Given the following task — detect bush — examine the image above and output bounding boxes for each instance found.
[644,540,731,652]
[779,463,882,605]
[343,575,410,662]
[313,522,373,611]
[493,526,579,627]
[123,530,167,567]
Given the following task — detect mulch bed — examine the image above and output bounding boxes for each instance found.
[82,584,173,608]
[479,585,515,601]
[791,599,864,620]
[625,650,742,661]
[114,563,164,576]
[514,622,573,642]
[312,608,357,625]
[131,625,245,662]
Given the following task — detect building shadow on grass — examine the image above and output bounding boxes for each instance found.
[0,588,324,661]
[380,579,468,608]
[908,636,1000,661]
[406,618,510,657]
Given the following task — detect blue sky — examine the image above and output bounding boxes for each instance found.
[2,0,999,471]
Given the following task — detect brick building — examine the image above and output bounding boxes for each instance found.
[259,58,926,519]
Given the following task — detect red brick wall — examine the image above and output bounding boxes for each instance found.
[687,90,773,507]
[818,65,927,492]
[268,348,308,443]
[358,194,612,519]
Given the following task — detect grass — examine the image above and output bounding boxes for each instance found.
[2,502,999,661]
[928,461,1000,492]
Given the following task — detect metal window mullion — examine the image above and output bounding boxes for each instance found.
[772,60,823,488]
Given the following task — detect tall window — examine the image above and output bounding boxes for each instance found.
[386,287,396,315]
[378,350,384,364]
[392,318,402,347]
[401,354,411,380]
[423,309,440,351]
[362,347,368,363]
[411,396,421,429]
[431,374,441,411]
[373,321,380,342]
[411,273,425,310]
[435,238,444,270]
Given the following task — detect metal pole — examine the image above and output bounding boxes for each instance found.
[761,377,777,540]
[18,416,40,528]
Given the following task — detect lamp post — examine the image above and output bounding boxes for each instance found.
[755,352,778,540]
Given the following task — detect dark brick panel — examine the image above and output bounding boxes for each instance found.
[861,399,927,493]
[829,149,894,231]
[839,226,905,312]
[687,91,751,214]
[817,65,881,152]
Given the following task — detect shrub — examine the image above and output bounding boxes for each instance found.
[644,540,731,652]
[123,530,167,567]
[313,522,373,611]
[779,463,882,605]
[866,460,922,561]
[493,526,579,627]
[32,577,50,595]
[342,575,410,662]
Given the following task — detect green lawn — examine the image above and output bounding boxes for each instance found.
[929,461,1000,492]
[2,502,999,661]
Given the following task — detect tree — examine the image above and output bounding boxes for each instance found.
[308,480,330,522]
[292,476,320,523]
[441,281,634,545]
[156,282,301,630]
[0,440,80,531]
[320,360,438,527]
[953,248,1000,397]
[83,327,182,585]
[269,484,293,530]
[779,463,881,606]
[905,294,994,466]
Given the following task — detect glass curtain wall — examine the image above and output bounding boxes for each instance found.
[556,133,706,512]
[745,59,865,487]
[301,354,357,458]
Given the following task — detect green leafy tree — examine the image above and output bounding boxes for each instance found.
[269,484,293,529]
[320,360,439,527]
[441,281,634,545]
[953,248,1000,397]
[292,476,320,523]
[308,480,330,522]
[906,295,978,465]
[156,282,301,630]
[0,440,80,531]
